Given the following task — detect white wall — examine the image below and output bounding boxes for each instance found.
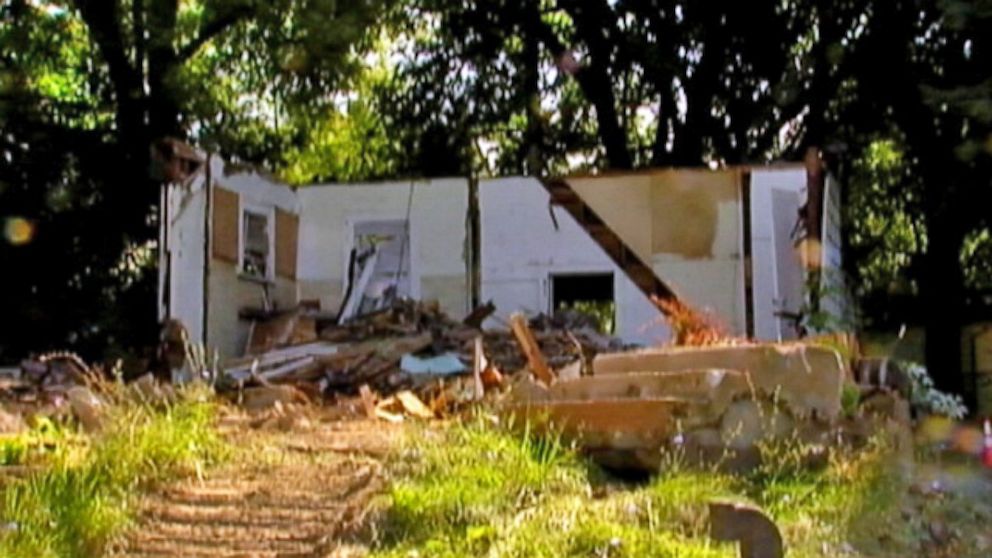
[162,178,207,344]
[750,167,807,340]
[480,177,670,346]
[569,170,747,335]
[206,162,302,358]
[296,178,470,318]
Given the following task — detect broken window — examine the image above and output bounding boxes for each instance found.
[551,273,616,333]
[242,209,270,278]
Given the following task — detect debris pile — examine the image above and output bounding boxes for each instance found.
[220,299,625,410]
[0,352,97,417]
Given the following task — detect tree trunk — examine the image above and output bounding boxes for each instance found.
[519,1,544,176]
[921,205,967,398]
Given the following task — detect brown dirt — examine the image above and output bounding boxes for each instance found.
[110,405,401,558]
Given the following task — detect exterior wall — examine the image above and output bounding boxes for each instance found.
[296,178,471,319]
[205,161,301,359]
[160,154,832,359]
[161,178,207,343]
[568,170,746,335]
[749,168,807,340]
[206,262,295,358]
[479,177,670,346]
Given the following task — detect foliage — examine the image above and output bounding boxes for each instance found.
[279,36,404,185]
[844,139,925,326]
[0,0,389,361]
[0,383,225,558]
[369,417,905,557]
[903,362,969,419]
[0,417,78,467]
[800,269,859,335]
[557,300,616,335]
[383,0,836,177]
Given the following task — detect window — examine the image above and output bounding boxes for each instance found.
[550,273,616,333]
[241,209,271,279]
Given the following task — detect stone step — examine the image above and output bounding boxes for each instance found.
[139,500,344,525]
[129,520,325,544]
[120,534,315,557]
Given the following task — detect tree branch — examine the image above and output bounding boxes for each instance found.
[529,3,632,168]
[73,0,144,143]
[73,0,141,96]
[176,4,254,62]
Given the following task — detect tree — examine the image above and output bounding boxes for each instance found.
[383,0,857,177]
[833,0,992,395]
[0,0,388,361]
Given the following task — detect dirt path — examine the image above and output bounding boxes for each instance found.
[111,408,400,558]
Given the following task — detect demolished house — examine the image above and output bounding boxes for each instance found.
[150,145,867,472]
[159,148,846,359]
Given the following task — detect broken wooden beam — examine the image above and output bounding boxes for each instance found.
[509,312,556,385]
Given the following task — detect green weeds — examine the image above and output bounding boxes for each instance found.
[370,417,905,558]
[0,382,225,558]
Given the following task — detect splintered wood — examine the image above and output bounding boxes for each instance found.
[221,300,622,410]
[509,312,556,385]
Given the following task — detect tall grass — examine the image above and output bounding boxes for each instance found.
[0,382,225,558]
[369,418,905,558]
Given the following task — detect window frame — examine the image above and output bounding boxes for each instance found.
[238,203,275,282]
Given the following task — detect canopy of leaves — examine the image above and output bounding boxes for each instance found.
[0,0,388,361]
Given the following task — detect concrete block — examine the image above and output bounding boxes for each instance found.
[592,343,845,421]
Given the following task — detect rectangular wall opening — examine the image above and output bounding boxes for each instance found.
[339,219,411,320]
[550,273,615,333]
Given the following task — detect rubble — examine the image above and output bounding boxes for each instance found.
[505,342,850,471]
[0,296,919,476]
[66,386,104,431]
[221,299,623,410]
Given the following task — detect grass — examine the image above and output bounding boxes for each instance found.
[0,381,226,558]
[367,415,906,558]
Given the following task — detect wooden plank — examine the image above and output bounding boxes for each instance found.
[316,333,433,369]
[212,186,239,263]
[509,312,555,385]
[258,356,319,382]
[359,384,377,419]
[337,249,379,324]
[472,336,485,399]
[224,342,340,373]
[275,208,298,279]
[505,398,693,450]
[395,390,434,419]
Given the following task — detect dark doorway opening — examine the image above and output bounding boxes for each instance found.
[551,273,615,333]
